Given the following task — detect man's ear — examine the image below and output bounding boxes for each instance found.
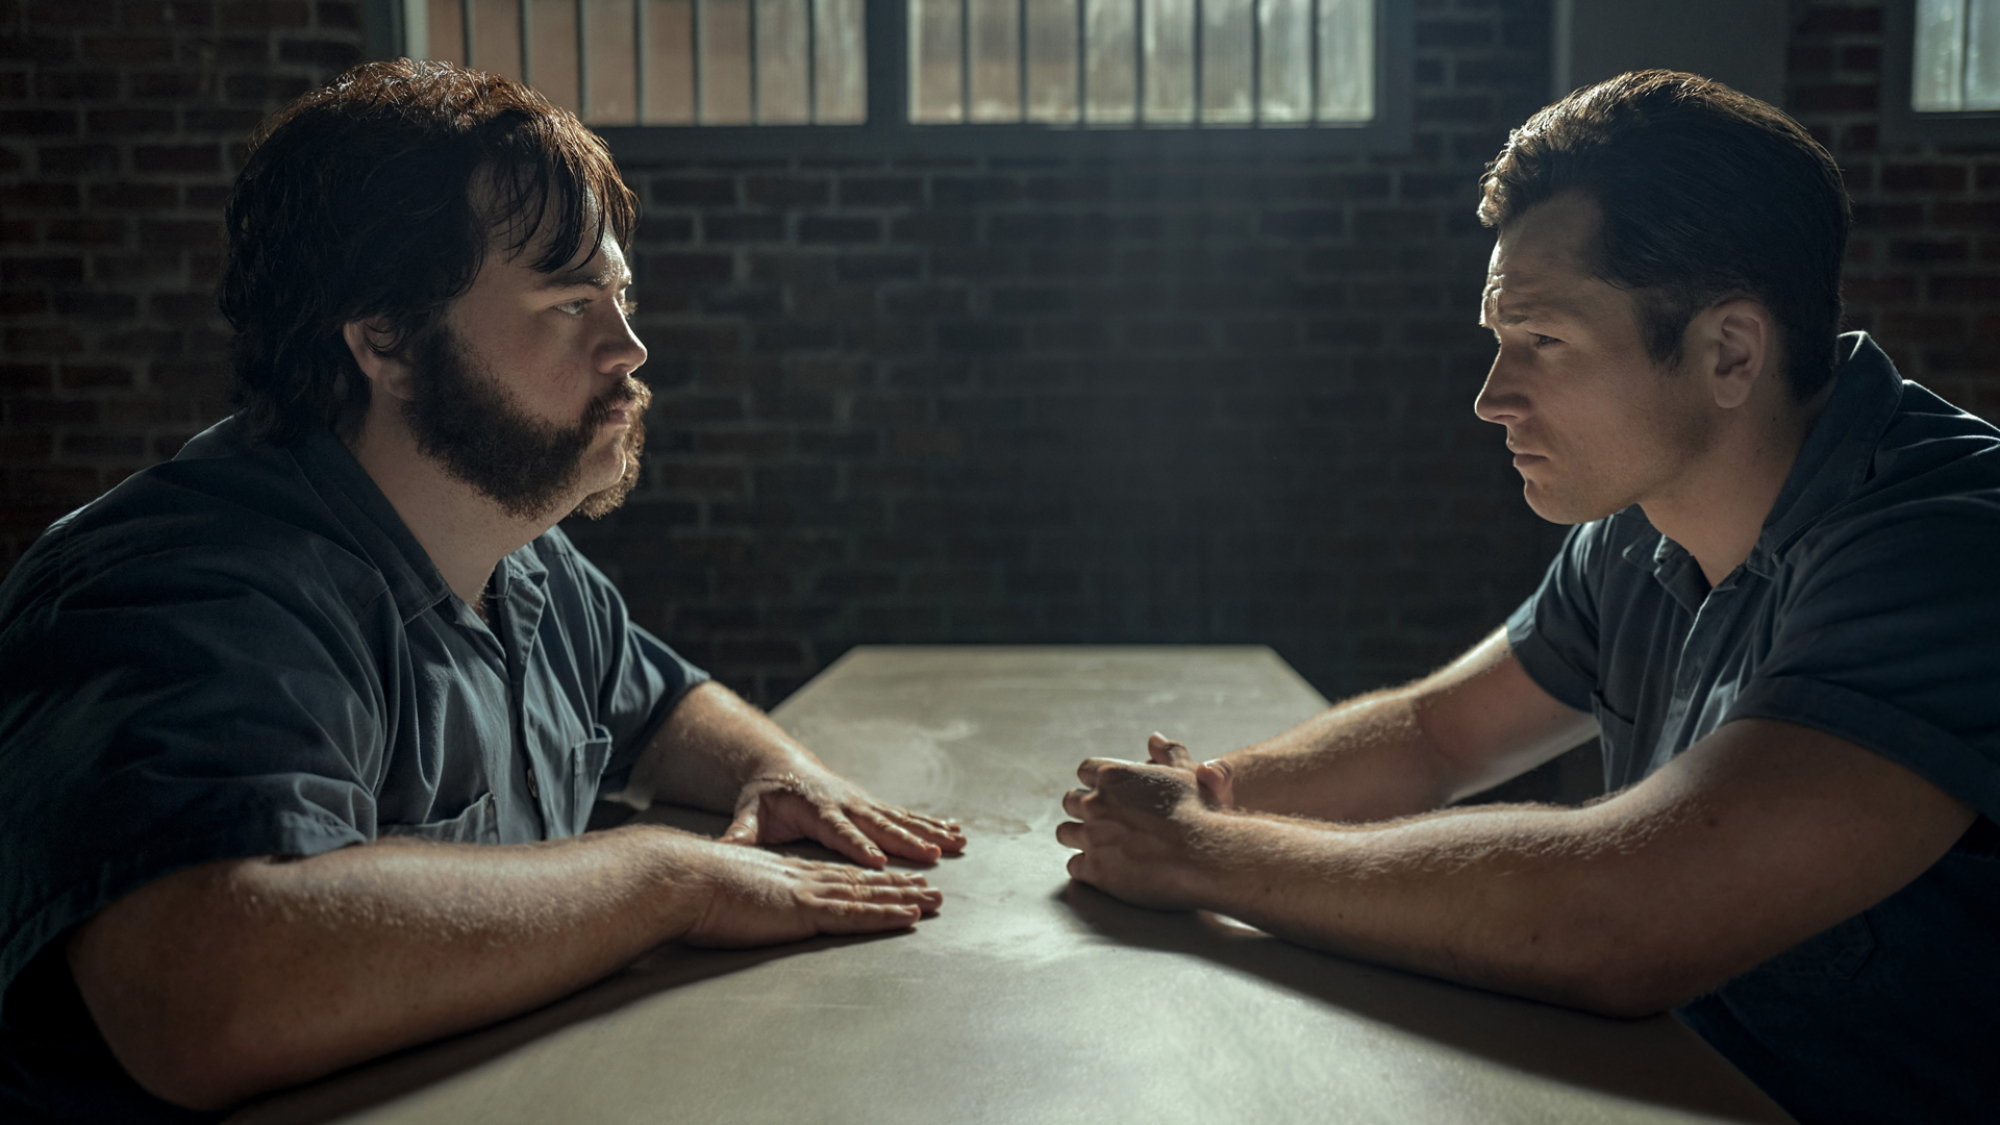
[1699,299,1773,411]
[340,319,416,402]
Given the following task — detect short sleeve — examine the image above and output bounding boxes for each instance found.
[1726,508,2000,821]
[1505,522,1607,714]
[0,539,386,997]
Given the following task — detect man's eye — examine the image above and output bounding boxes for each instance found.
[1532,333,1560,347]
[556,299,590,316]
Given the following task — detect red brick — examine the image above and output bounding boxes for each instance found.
[89,182,177,209]
[34,70,120,98]
[1841,123,1878,152]
[58,363,134,388]
[87,107,176,134]
[2,256,84,282]
[1792,84,1877,113]
[0,220,35,244]
[0,110,79,136]
[1878,311,1966,339]
[4,326,86,352]
[1844,275,1917,302]
[1789,45,1834,74]
[220,0,307,24]
[0,292,50,315]
[129,70,208,97]
[82,35,175,62]
[316,0,361,29]
[275,38,359,68]
[26,0,114,24]
[1841,45,1881,72]
[46,218,127,244]
[1881,163,1967,192]
[1935,201,2000,227]
[0,364,53,389]
[120,0,217,25]
[38,144,122,174]
[134,144,219,172]
[1930,275,2000,302]
[1798,6,1882,34]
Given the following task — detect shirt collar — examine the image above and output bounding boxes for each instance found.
[288,427,454,624]
[1745,331,1904,577]
[1615,332,1904,596]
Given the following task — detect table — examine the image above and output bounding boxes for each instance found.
[231,646,1794,1125]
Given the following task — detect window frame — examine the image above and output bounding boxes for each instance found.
[1880,0,2000,147]
[364,0,1414,157]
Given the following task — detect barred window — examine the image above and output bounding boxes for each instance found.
[1913,0,2000,111]
[394,0,1379,129]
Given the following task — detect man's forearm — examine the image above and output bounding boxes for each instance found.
[1215,631,1594,822]
[626,681,819,811]
[71,827,742,1110]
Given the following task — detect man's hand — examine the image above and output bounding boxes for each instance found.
[718,762,967,869]
[1055,734,1235,911]
[631,683,968,869]
[686,845,942,947]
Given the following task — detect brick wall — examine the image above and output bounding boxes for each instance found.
[1,0,363,560]
[4,2,1994,750]
[575,4,1567,710]
[1788,3,2000,419]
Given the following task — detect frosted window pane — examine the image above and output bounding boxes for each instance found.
[1259,0,1309,122]
[427,0,464,64]
[1200,0,1251,122]
[644,0,695,123]
[472,0,524,80]
[814,0,866,122]
[586,0,638,123]
[702,0,753,122]
[755,0,811,121]
[1142,0,1194,122]
[1318,0,1371,121]
[1915,0,1964,110]
[1026,0,1079,122]
[1971,0,2000,109]
[910,0,964,121]
[970,0,1022,121]
[531,0,581,111]
[1084,0,1136,122]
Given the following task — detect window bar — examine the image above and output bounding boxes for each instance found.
[1075,0,1086,123]
[806,0,818,122]
[958,0,971,121]
[692,0,705,122]
[1191,0,1204,125]
[461,0,475,75]
[1249,0,1260,124]
[1961,0,1974,107]
[1017,0,1029,122]
[519,0,533,83]
[634,0,648,124]
[1132,0,1144,125]
[1307,0,1318,123]
[748,0,761,122]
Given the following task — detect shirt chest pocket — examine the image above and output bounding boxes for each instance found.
[381,791,500,844]
[559,725,615,838]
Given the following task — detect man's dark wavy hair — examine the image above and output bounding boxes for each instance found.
[221,58,639,443]
[1479,70,1850,399]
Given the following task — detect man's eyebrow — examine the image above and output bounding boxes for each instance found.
[536,264,632,291]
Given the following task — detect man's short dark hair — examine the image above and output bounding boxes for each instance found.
[1478,70,1851,399]
[221,59,640,443]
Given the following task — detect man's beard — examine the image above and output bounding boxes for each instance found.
[402,324,649,522]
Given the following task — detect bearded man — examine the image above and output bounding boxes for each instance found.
[0,60,963,1122]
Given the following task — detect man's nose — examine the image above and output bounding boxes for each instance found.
[1473,351,1518,425]
[600,313,647,377]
